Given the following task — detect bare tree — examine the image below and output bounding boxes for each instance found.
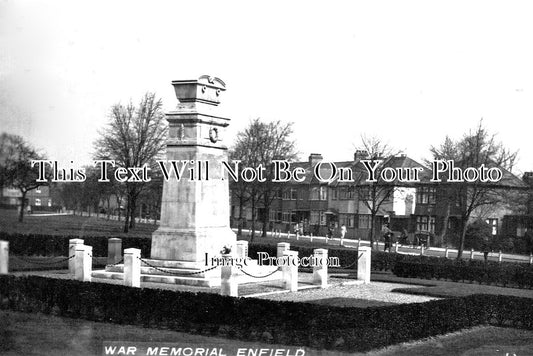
[351,135,398,249]
[229,118,298,240]
[94,93,167,232]
[0,133,45,222]
[430,120,520,259]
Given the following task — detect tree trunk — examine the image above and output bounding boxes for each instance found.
[436,203,450,247]
[369,213,376,250]
[129,196,136,229]
[123,195,130,233]
[237,202,244,237]
[456,218,468,259]
[250,200,256,242]
[18,192,27,223]
[262,207,269,237]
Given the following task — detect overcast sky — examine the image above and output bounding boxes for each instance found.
[1,0,532,174]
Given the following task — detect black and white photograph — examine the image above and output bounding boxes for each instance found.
[1,1,533,355]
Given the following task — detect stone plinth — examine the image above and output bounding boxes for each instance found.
[108,238,122,265]
[0,240,8,275]
[124,248,141,287]
[69,239,84,275]
[312,248,328,288]
[151,75,236,267]
[75,245,92,282]
[357,246,371,284]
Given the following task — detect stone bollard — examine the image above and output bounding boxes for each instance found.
[108,238,122,265]
[470,248,475,260]
[282,250,299,292]
[498,250,502,263]
[312,249,328,288]
[0,240,8,275]
[236,240,249,259]
[445,247,449,259]
[69,238,84,275]
[124,248,141,288]
[357,246,371,284]
[75,245,92,282]
[277,242,290,259]
[220,254,238,297]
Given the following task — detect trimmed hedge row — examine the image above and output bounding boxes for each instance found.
[0,231,151,257]
[1,275,533,352]
[393,259,533,288]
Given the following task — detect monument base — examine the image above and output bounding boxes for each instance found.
[150,227,236,263]
[91,258,282,287]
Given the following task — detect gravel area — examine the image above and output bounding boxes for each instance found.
[253,282,439,306]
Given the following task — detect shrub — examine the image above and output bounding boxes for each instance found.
[1,275,533,352]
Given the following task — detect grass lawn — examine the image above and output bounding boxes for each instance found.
[0,209,156,238]
[2,310,533,356]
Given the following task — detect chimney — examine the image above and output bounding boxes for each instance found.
[354,150,369,162]
[309,153,323,166]
[523,172,533,187]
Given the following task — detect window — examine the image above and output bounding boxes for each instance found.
[319,186,327,200]
[35,198,41,206]
[282,212,292,223]
[36,188,41,194]
[291,188,298,200]
[358,214,371,229]
[310,187,318,200]
[340,214,355,228]
[517,223,527,237]
[339,187,355,200]
[319,212,326,226]
[310,211,320,225]
[486,218,498,236]
[416,187,436,204]
[332,188,338,200]
[358,187,372,201]
[416,216,435,233]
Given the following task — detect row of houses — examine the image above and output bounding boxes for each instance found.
[229,152,533,245]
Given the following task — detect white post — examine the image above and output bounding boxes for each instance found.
[282,250,298,292]
[69,238,84,275]
[445,247,449,259]
[498,250,502,263]
[470,248,475,260]
[236,240,249,259]
[75,245,92,282]
[124,248,141,287]
[277,242,290,271]
[394,242,399,253]
[530,253,532,265]
[420,245,425,256]
[357,239,361,249]
[0,241,8,275]
[357,246,371,283]
[220,254,238,297]
[312,249,328,288]
[310,235,313,243]
[108,238,122,265]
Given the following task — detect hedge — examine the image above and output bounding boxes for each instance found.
[1,275,532,352]
[0,231,151,257]
[393,259,533,288]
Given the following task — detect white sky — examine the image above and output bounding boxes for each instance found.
[1,0,532,174]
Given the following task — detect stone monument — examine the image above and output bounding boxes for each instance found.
[94,76,237,286]
[151,75,236,263]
